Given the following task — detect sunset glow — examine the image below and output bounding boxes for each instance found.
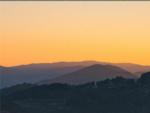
[1,2,150,66]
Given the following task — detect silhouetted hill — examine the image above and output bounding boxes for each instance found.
[40,64,136,85]
[0,83,35,96]
[138,72,150,85]
[1,72,150,113]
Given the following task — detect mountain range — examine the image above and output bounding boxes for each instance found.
[0,61,150,88]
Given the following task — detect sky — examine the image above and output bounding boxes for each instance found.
[0,2,150,66]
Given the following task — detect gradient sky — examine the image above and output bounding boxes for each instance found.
[0,2,150,66]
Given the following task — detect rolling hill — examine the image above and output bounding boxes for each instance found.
[40,64,136,85]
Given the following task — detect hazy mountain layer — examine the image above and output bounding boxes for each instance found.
[0,61,150,88]
[40,64,136,85]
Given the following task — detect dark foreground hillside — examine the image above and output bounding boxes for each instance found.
[1,72,150,113]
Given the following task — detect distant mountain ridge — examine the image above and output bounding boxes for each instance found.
[0,61,150,88]
[39,64,136,85]
[2,61,150,73]
[0,64,84,88]
[115,63,150,73]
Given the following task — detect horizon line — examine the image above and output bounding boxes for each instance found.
[1,60,150,67]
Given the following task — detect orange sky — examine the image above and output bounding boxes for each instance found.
[0,2,150,66]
